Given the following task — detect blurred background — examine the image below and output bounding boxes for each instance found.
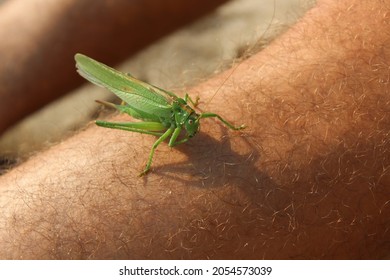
[0,0,315,173]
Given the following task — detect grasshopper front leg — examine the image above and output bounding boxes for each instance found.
[184,93,200,107]
[198,112,246,130]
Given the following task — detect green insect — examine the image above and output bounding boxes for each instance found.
[75,53,245,176]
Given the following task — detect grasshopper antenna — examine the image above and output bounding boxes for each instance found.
[206,0,277,105]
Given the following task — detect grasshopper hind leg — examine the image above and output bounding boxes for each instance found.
[94,120,173,176]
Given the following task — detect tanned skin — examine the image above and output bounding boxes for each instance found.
[0,0,389,259]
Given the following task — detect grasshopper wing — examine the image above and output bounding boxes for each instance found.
[75,53,174,122]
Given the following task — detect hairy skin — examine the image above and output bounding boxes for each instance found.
[1,0,390,259]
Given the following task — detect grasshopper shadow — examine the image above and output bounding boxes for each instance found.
[152,126,278,202]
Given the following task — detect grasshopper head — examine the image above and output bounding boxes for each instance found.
[185,113,200,138]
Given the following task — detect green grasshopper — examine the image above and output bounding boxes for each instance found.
[75,53,245,176]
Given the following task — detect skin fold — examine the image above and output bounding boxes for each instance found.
[0,0,389,259]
